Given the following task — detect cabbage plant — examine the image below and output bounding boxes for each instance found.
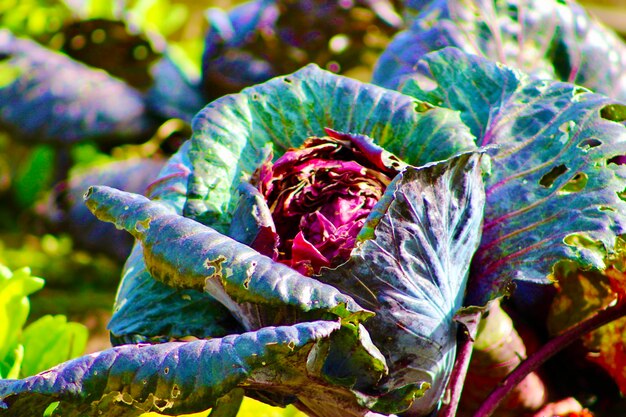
[2,43,626,417]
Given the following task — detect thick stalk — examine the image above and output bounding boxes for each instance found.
[437,310,482,417]
[471,298,626,417]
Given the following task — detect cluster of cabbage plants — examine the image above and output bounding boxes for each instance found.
[2,0,626,416]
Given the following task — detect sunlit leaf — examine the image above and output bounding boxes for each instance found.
[84,185,373,328]
[46,158,165,260]
[19,315,88,378]
[187,64,476,232]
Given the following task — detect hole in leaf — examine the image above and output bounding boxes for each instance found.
[599,206,616,212]
[414,101,433,112]
[608,155,626,166]
[164,367,170,375]
[171,384,181,398]
[617,187,626,202]
[539,164,568,188]
[600,104,626,122]
[578,138,602,150]
[559,172,588,194]
[573,86,587,95]
[284,78,292,84]
[43,402,60,417]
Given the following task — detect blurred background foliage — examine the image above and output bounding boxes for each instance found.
[0,0,625,416]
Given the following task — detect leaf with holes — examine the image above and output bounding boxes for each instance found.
[0,321,351,416]
[375,0,626,101]
[395,47,626,305]
[72,64,480,416]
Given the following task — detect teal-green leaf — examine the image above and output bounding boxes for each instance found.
[324,152,486,414]
[84,186,373,328]
[0,321,341,416]
[399,48,626,304]
[109,243,241,345]
[185,64,476,232]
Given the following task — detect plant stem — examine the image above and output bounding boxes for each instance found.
[471,298,626,417]
[437,310,482,417]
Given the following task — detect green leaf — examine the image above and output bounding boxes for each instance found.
[185,64,476,232]
[325,152,486,414]
[84,185,373,328]
[19,315,88,378]
[0,265,44,366]
[0,321,342,416]
[398,47,626,305]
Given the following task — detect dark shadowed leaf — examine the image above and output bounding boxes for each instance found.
[201,0,402,99]
[0,29,158,145]
[375,0,626,101]
[186,64,476,232]
[84,185,373,329]
[46,158,165,260]
[325,152,486,414]
[59,19,159,91]
[0,321,342,416]
[396,48,626,305]
[145,54,206,122]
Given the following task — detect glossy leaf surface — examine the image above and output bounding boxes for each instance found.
[397,48,626,304]
[375,0,626,101]
[0,29,157,145]
[325,152,486,414]
[0,321,342,416]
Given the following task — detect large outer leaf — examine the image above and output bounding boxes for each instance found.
[0,30,158,145]
[396,47,626,304]
[85,185,372,329]
[325,152,486,414]
[186,63,476,232]
[0,321,342,417]
[374,0,626,101]
[105,142,241,344]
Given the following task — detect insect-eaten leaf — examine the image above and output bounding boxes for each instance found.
[393,47,626,305]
